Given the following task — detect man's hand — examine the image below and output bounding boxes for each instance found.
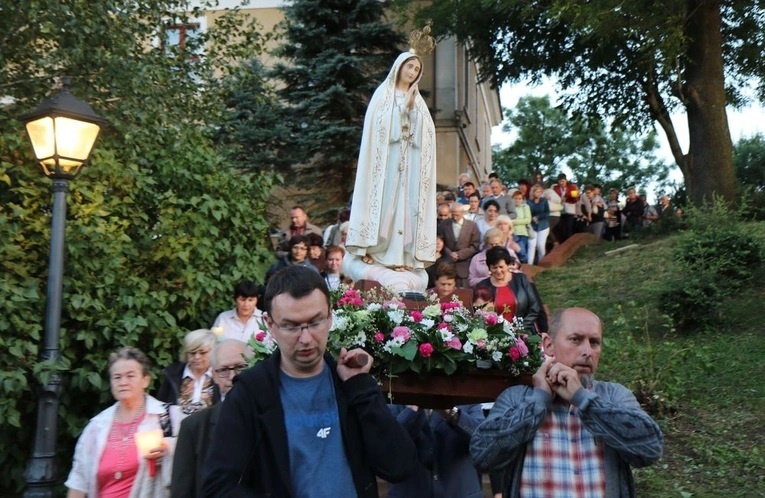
[450,252,460,261]
[336,347,372,381]
[532,358,554,396]
[545,362,583,402]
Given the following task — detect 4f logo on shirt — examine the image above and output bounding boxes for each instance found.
[316,427,331,439]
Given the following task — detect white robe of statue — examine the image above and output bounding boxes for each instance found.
[343,52,437,293]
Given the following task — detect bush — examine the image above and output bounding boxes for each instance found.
[658,199,763,333]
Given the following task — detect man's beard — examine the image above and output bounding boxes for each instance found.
[579,373,594,388]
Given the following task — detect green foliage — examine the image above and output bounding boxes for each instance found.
[492,95,671,190]
[733,133,765,192]
[265,0,404,205]
[733,134,765,220]
[214,59,294,176]
[657,199,763,332]
[0,1,274,493]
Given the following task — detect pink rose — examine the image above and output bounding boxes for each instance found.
[419,343,434,358]
[437,322,450,330]
[515,338,529,356]
[255,332,266,342]
[508,346,521,361]
[476,339,486,349]
[392,326,411,342]
[410,311,424,323]
[484,313,498,326]
[374,332,385,343]
[447,337,462,350]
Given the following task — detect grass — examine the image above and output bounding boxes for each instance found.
[534,223,765,497]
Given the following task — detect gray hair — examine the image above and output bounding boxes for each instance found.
[108,346,152,377]
[211,339,252,369]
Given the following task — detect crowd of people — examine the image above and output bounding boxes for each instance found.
[65,205,665,496]
[65,269,663,497]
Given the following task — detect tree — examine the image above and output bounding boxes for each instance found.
[214,59,296,176]
[493,95,670,192]
[267,0,404,207]
[0,1,273,492]
[733,133,765,192]
[422,0,765,205]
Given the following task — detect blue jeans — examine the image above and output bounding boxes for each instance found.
[514,235,529,263]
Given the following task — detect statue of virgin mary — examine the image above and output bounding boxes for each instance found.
[343,39,438,292]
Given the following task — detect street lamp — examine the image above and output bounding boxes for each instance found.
[20,82,105,497]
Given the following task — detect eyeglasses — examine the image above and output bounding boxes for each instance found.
[272,316,329,335]
[214,364,248,377]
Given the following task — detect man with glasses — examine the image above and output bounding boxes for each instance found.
[203,266,417,496]
[172,339,251,498]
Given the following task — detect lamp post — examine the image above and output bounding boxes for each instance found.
[20,83,105,497]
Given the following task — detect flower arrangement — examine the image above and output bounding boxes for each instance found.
[327,288,542,377]
[244,287,543,382]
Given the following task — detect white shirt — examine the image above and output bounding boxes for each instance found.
[181,364,214,403]
[212,308,266,343]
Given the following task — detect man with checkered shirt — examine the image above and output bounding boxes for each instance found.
[470,308,663,497]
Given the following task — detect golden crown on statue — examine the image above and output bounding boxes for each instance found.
[409,22,436,56]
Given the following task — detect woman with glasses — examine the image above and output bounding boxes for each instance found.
[265,234,320,283]
[156,329,220,416]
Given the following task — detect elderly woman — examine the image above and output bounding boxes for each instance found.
[468,228,518,287]
[473,247,542,332]
[66,347,176,497]
[156,329,220,416]
[494,215,522,255]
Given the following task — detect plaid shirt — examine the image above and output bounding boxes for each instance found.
[520,401,606,498]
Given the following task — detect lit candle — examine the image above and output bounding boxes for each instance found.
[135,429,163,477]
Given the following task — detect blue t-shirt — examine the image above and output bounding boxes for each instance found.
[279,364,357,497]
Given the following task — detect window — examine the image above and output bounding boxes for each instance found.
[164,22,203,60]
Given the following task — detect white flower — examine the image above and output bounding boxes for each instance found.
[387,309,404,324]
[353,331,367,346]
[330,314,348,332]
[492,351,503,362]
[420,318,435,329]
[463,342,474,354]
[439,329,454,341]
[366,303,382,311]
[443,314,454,323]
[455,322,469,332]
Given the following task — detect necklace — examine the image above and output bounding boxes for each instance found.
[108,400,145,480]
